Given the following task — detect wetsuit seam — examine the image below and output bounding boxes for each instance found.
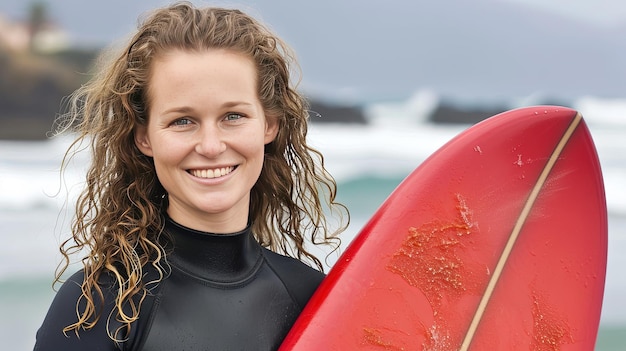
[129,285,165,351]
[261,251,304,310]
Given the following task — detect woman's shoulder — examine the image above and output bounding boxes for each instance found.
[56,269,119,299]
[34,269,120,350]
[47,269,117,306]
[261,248,325,309]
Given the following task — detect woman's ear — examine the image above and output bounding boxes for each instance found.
[264,116,279,144]
[135,125,154,156]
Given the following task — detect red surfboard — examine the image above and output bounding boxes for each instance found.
[280,106,607,350]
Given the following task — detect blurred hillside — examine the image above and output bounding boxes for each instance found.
[0,46,97,140]
[0,3,98,140]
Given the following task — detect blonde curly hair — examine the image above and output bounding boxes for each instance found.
[54,1,348,340]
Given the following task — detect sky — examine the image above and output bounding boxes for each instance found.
[502,0,626,27]
[1,0,625,47]
[1,0,626,101]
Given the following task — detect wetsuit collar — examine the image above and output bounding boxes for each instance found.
[164,217,263,284]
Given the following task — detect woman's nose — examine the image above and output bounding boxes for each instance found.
[195,125,227,157]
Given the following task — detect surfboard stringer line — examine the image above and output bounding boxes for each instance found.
[459,113,583,351]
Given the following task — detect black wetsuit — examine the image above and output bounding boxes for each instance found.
[34,218,324,350]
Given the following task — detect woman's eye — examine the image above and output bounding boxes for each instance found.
[225,113,243,121]
[171,118,192,126]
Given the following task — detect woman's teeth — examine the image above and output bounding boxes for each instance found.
[190,167,234,179]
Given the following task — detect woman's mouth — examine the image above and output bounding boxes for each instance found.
[189,166,236,179]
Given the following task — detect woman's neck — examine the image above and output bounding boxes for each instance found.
[164,216,262,283]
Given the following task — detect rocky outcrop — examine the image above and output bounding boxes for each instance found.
[308,100,367,124]
[429,104,507,124]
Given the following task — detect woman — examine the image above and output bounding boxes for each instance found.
[34,2,348,350]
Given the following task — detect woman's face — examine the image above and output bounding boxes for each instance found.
[135,49,278,233]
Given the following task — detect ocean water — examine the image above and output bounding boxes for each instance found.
[1,96,625,350]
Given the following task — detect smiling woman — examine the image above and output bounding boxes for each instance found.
[135,49,277,233]
[33,2,348,350]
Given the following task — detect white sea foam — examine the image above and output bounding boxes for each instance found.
[575,96,626,127]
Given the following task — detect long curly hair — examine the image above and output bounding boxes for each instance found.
[54,1,348,341]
